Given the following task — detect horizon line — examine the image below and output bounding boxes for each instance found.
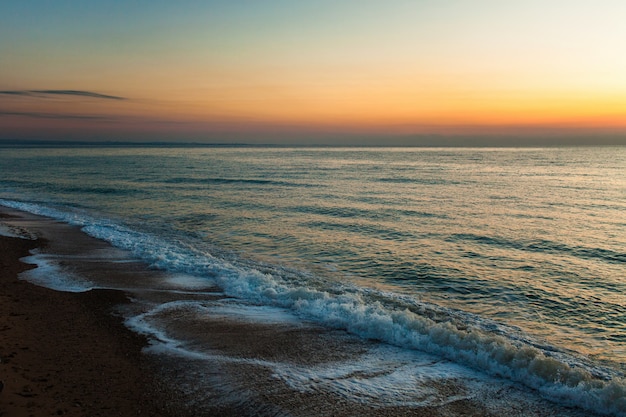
[1,138,625,149]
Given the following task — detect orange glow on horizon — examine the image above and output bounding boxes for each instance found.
[2,2,626,142]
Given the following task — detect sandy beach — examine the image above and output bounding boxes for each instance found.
[0,214,186,416]
[0,248,161,416]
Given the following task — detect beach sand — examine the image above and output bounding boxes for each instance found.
[0,241,178,416]
[1,207,587,417]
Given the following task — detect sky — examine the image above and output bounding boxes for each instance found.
[1,0,626,145]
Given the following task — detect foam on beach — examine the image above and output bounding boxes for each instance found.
[124,298,592,416]
[0,221,37,240]
[0,223,21,238]
[125,298,482,407]
[19,250,94,293]
[162,273,220,291]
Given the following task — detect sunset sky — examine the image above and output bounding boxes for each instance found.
[2,0,626,145]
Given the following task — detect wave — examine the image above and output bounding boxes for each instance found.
[301,220,416,241]
[450,233,626,265]
[2,198,625,416]
[0,179,136,196]
[377,177,460,186]
[292,204,444,221]
[292,204,379,219]
[162,177,313,188]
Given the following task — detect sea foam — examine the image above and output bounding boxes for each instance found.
[19,251,94,293]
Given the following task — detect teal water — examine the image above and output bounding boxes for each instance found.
[1,146,625,414]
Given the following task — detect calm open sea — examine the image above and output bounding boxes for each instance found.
[1,146,625,415]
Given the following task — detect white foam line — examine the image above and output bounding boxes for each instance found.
[127,288,225,297]
[0,222,37,240]
[0,223,21,238]
[19,251,94,293]
[124,304,482,407]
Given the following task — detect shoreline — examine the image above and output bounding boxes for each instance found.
[0,207,598,417]
[0,215,182,416]
[0,208,473,417]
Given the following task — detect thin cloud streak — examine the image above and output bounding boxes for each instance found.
[0,90,126,100]
[0,111,116,120]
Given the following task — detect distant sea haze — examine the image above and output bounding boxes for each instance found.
[2,136,626,147]
[1,146,625,416]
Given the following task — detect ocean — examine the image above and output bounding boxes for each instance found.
[1,145,625,415]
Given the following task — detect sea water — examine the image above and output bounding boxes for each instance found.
[1,145,625,415]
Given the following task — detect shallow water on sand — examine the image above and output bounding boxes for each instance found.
[1,146,625,415]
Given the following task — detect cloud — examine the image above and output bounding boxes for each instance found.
[0,111,115,120]
[0,90,126,100]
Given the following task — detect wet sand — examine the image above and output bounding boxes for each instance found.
[0,232,182,415]
[0,207,592,417]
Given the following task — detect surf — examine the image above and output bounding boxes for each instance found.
[3,198,625,416]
